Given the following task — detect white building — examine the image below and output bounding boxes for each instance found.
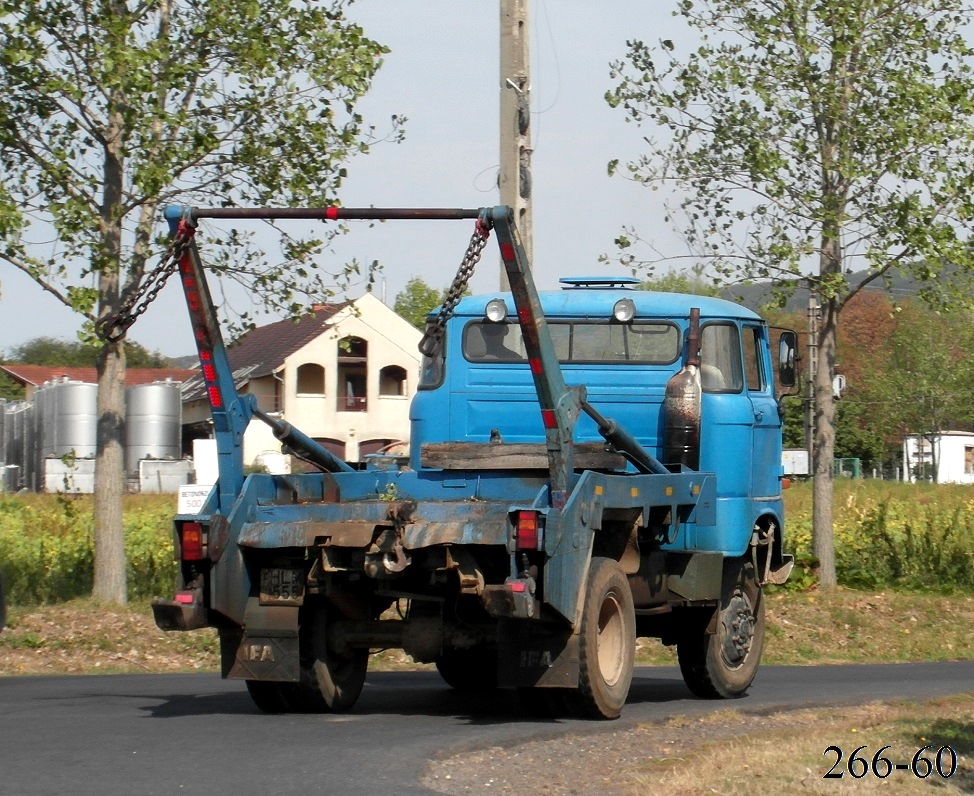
[901,431,974,484]
[182,294,421,467]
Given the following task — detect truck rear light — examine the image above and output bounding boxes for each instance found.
[515,510,540,550]
[180,522,205,561]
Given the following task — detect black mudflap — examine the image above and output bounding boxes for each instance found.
[221,600,300,682]
[497,619,578,688]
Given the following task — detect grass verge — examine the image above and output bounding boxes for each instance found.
[629,695,974,795]
[2,587,972,676]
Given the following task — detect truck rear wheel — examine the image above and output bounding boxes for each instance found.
[677,566,765,699]
[245,680,294,714]
[435,647,498,692]
[569,556,635,719]
[294,599,368,712]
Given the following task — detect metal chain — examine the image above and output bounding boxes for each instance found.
[418,217,492,357]
[95,229,193,343]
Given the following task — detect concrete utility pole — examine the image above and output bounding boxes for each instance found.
[806,297,819,465]
[499,0,532,290]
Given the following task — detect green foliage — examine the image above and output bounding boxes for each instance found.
[0,0,400,601]
[609,1,974,586]
[0,370,23,401]
[784,481,974,592]
[394,277,443,330]
[608,0,974,296]
[0,495,176,604]
[637,267,721,297]
[0,0,401,334]
[392,277,468,331]
[6,336,168,368]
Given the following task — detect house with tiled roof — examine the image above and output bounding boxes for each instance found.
[0,365,195,400]
[181,293,421,466]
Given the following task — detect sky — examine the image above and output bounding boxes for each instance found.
[0,1,689,359]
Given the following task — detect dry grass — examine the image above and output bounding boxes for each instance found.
[630,696,974,795]
[2,587,973,676]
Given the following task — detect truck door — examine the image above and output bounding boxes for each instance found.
[743,324,782,499]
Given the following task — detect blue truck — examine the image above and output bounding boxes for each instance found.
[150,205,797,719]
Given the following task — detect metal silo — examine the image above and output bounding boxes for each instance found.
[125,380,182,474]
[4,400,32,490]
[47,380,98,458]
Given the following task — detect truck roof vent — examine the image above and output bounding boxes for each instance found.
[559,276,640,290]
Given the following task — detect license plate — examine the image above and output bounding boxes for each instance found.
[259,568,305,606]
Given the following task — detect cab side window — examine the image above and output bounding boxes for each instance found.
[700,323,743,393]
[743,326,765,392]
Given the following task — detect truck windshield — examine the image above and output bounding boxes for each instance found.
[463,320,680,364]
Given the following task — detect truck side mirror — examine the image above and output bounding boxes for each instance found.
[777,331,798,389]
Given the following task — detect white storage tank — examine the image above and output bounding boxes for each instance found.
[34,379,98,460]
[126,380,182,474]
[51,380,98,458]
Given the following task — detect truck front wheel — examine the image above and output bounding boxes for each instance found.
[677,565,765,699]
[569,556,636,719]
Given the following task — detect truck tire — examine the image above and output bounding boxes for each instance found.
[293,599,368,712]
[245,681,293,714]
[435,647,498,692]
[677,565,765,699]
[568,556,636,719]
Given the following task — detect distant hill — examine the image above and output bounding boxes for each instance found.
[719,269,924,314]
[165,354,200,369]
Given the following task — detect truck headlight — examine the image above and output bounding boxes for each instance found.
[485,298,508,322]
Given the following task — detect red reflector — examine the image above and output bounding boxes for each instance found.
[175,592,195,605]
[202,364,216,381]
[180,523,205,561]
[325,207,340,220]
[500,243,516,261]
[207,385,223,408]
[541,409,557,429]
[515,510,540,550]
[509,581,526,593]
[529,358,543,375]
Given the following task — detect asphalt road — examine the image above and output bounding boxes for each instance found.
[1,662,972,796]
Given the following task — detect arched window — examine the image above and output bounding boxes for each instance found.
[338,336,367,411]
[379,365,407,397]
[296,363,325,395]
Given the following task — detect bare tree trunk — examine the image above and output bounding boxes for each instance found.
[812,296,839,590]
[93,81,129,605]
[93,338,127,603]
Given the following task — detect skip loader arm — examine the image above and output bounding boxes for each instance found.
[156,204,705,633]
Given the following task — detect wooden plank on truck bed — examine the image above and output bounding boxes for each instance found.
[420,442,626,471]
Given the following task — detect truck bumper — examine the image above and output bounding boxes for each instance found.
[152,591,208,631]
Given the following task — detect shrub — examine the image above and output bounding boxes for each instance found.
[784,482,974,592]
[0,494,177,604]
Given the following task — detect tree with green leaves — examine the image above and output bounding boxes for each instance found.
[637,265,721,297]
[875,303,974,480]
[7,336,168,369]
[394,277,444,330]
[607,0,974,588]
[0,0,399,603]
